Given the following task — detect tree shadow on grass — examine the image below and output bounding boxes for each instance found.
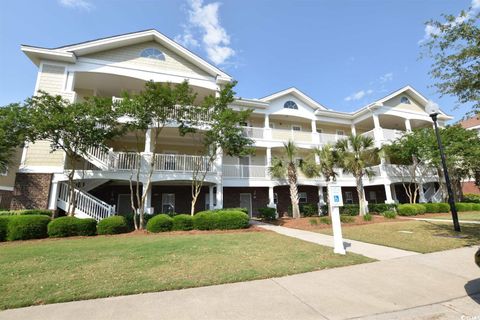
[422,221,480,246]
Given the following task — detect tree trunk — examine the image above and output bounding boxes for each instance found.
[67,155,77,217]
[356,175,367,216]
[191,193,198,216]
[288,163,300,218]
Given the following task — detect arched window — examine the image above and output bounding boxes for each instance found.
[284,100,298,109]
[140,48,165,61]
[400,96,411,104]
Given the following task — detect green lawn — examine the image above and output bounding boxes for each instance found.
[422,212,480,221]
[318,220,480,253]
[0,231,372,310]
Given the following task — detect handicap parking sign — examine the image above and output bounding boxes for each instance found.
[328,185,344,207]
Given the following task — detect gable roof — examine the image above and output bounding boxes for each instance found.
[21,29,232,82]
[260,87,328,110]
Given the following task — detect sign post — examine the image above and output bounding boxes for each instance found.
[328,184,346,255]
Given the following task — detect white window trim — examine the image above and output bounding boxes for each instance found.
[336,129,345,136]
[345,191,353,204]
[298,192,308,203]
[162,193,175,213]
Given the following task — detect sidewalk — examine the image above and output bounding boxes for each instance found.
[1,246,478,320]
[252,221,419,260]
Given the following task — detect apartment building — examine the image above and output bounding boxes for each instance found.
[1,29,453,218]
[459,115,480,195]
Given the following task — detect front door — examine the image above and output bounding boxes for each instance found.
[162,193,175,214]
[239,193,252,217]
[117,194,133,214]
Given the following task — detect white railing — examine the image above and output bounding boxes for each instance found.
[115,152,140,170]
[271,128,312,142]
[223,165,267,178]
[384,164,438,178]
[154,154,213,172]
[320,133,345,144]
[382,129,404,142]
[361,129,375,139]
[86,146,111,167]
[241,126,265,139]
[57,182,115,221]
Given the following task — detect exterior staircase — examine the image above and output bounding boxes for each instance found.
[423,183,444,203]
[57,182,116,221]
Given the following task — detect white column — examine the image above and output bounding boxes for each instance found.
[312,120,320,144]
[65,71,75,92]
[209,185,214,210]
[318,186,325,216]
[266,147,272,167]
[418,183,426,203]
[405,119,412,132]
[372,114,383,147]
[264,114,270,128]
[314,153,320,164]
[311,120,317,133]
[144,128,153,153]
[268,186,275,206]
[384,183,394,204]
[48,181,59,210]
[215,184,223,209]
[264,114,272,140]
[351,123,357,136]
[214,147,223,174]
[143,183,153,214]
[391,184,398,202]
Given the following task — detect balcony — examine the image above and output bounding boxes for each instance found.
[361,128,405,144]
[223,165,267,178]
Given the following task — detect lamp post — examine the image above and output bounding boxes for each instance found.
[426,102,461,232]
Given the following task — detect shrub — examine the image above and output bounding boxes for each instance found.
[471,203,480,211]
[146,214,173,233]
[340,204,359,216]
[340,215,355,223]
[437,203,450,213]
[97,216,128,235]
[47,217,96,238]
[6,215,50,241]
[172,214,193,231]
[0,209,52,216]
[223,207,248,214]
[456,203,474,212]
[363,213,372,221]
[423,203,441,213]
[258,207,276,221]
[300,203,318,217]
[309,218,318,226]
[463,193,480,203]
[193,210,249,230]
[320,205,329,215]
[0,217,8,241]
[397,204,426,216]
[368,203,397,214]
[319,216,331,224]
[382,210,397,219]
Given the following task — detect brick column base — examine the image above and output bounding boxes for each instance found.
[11,173,53,210]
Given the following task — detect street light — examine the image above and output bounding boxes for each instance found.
[425,101,461,232]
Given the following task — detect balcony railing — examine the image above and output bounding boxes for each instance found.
[154,154,213,172]
[223,165,267,178]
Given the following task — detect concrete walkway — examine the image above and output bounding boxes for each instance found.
[252,221,419,260]
[1,246,478,320]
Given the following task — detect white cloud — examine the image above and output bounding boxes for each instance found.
[419,0,479,44]
[344,89,373,102]
[379,72,393,83]
[58,0,93,10]
[176,0,235,65]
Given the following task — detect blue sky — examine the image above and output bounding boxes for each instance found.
[0,0,476,122]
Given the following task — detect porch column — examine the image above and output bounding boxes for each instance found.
[209,185,214,210]
[418,183,426,203]
[143,183,153,214]
[144,128,153,153]
[351,123,357,136]
[311,120,320,144]
[311,120,317,133]
[372,114,383,146]
[48,180,59,210]
[215,184,223,209]
[318,186,325,215]
[314,153,320,165]
[266,147,272,167]
[264,114,270,128]
[267,186,277,218]
[214,147,223,175]
[384,183,394,204]
[391,184,398,202]
[264,114,272,139]
[405,118,412,132]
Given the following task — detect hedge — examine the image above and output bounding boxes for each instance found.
[0,209,52,216]
[258,207,276,221]
[340,204,359,216]
[172,214,193,231]
[423,203,441,213]
[456,203,475,212]
[397,204,426,216]
[0,217,8,241]
[382,210,397,219]
[6,215,51,241]
[97,216,128,235]
[147,214,173,233]
[368,203,397,214]
[48,217,97,238]
[463,194,480,203]
[193,210,249,230]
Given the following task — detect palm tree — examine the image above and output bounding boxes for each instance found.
[335,135,380,216]
[269,141,318,219]
[315,144,338,215]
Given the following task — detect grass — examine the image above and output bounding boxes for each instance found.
[422,212,480,221]
[318,220,480,253]
[0,231,372,310]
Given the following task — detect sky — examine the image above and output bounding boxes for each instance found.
[0,0,477,122]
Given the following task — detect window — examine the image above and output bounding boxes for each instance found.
[140,48,165,60]
[345,191,353,204]
[292,125,302,131]
[316,128,323,134]
[336,130,345,136]
[162,193,175,213]
[298,192,308,203]
[400,96,411,104]
[369,191,377,204]
[284,100,298,109]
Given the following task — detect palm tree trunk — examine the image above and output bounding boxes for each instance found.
[356,175,367,216]
[288,164,300,219]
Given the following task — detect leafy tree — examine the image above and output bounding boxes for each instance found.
[335,135,380,216]
[185,82,254,215]
[0,104,30,172]
[269,141,318,218]
[422,9,480,115]
[118,81,196,229]
[383,130,434,203]
[26,92,120,216]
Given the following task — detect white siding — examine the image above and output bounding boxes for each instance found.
[37,64,66,95]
